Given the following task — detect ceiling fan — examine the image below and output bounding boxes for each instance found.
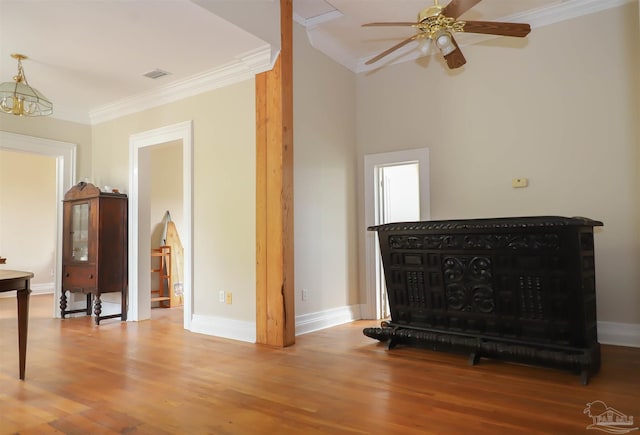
[363,0,531,69]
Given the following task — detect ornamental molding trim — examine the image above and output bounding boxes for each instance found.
[89,45,272,125]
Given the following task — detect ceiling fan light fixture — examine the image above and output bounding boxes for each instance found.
[434,30,456,56]
[0,54,53,117]
[419,38,432,55]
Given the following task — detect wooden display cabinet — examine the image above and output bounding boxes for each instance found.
[60,182,128,324]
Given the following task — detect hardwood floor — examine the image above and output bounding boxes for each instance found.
[1,294,639,434]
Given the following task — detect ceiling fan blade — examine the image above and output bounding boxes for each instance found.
[462,21,531,37]
[442,0,482,19]
[362,22,418,27]
[365,34,420,65]
[443,36,466,69]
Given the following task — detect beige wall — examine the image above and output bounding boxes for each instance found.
[0,150,56,285]
[293,23,359,314]
[356,3,640,324]
[91,80,257,322]
[89,23,360,326]
[0,116,92,181]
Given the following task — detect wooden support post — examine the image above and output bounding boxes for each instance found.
[256,0,294,347]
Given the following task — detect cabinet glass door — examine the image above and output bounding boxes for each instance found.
[71,203,89,261]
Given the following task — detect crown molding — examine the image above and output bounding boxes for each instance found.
[518,0,635,28]
[89,45,272,125]
[306,24,362,72]
[46,106,92,125]
[293,9,343,28]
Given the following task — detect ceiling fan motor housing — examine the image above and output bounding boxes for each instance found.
[418,5,443,22]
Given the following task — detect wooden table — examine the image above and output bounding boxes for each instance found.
[0,270,33,380]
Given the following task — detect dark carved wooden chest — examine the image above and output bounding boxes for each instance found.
[364,216,602,384]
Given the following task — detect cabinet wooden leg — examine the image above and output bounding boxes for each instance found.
[580,369,589,386]
[60,291,68,318]
[469,352,481,366]
[86,293,92,315]
[93,295,102,325]
[387,339,398,350]
[121,287,128,321]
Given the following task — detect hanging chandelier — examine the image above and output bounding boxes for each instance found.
[0,53,53,117]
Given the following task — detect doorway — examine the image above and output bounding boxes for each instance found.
[149,141,184,314]
[0,131,76,317]
[129,121,193,330]
[363,148,430,320]
[375,162,420,318]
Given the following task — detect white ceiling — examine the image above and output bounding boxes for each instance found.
[0,0,631,125]
[0,0,274,124]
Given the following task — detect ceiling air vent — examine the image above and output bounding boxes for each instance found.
[143,69,171,79]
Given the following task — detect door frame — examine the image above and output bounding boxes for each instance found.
[363,148,430,320]
[0,131,76,317]
[129,121,193,329]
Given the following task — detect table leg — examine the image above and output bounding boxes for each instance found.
[16,284,31,380]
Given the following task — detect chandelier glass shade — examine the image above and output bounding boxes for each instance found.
[0,54,53,117]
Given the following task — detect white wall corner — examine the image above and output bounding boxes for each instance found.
[598,321,640,348]
[304,26,360,73]
[190,314,257,343]
[295,305,362,336]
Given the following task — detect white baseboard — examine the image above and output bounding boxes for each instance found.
[7,288,634,349]
[292,308,640,348]
[190,314,256,343]
[295,304,361,336]
[0,281,54,298]
[154,308,640,349]
[32,282,55,295]
[598,321,640,348]
[188,305,362,343]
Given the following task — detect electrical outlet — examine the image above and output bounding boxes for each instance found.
[512,177,529,188]
[226,292,233,304]
[302,288,309,301]
[219,291,225,303]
